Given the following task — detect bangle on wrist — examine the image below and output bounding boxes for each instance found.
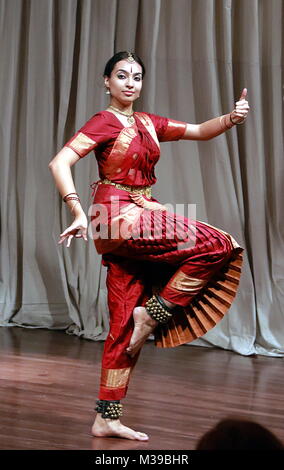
[65,196,81,202]
[230,113,245,125]
[63,192,79,202]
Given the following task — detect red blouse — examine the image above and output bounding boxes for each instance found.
[64,111,187,187]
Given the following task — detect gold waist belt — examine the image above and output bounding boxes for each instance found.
[99,178,152,199]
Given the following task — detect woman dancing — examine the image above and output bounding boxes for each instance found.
[48,51,249,441]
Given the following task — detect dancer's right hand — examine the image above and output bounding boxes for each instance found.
[58,213,88,247]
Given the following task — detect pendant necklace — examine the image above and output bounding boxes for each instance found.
[108,105,135,125]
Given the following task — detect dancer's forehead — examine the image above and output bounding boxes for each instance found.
[112,60,143,76]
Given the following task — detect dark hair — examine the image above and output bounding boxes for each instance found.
[103,51,146,78]
[196,418,283,450]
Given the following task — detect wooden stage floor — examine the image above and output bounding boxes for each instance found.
[0,326,283,450]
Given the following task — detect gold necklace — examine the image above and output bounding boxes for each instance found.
[108,105,135,125]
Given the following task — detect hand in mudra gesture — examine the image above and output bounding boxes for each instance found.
[58,212,88,247]
[230,88,250,124]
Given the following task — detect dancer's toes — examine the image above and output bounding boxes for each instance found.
[135,432,149,441]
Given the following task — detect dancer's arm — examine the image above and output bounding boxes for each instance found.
[182,88,250,141]
[48,147,88,247]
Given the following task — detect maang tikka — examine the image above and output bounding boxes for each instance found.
[127,52,135,63]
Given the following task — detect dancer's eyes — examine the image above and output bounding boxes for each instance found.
[116,74,142,81]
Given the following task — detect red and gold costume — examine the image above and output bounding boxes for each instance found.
[65,110,243,401]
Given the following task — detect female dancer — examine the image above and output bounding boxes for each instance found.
[48,51,249,441]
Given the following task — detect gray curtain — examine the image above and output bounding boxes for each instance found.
[1,0,283,357]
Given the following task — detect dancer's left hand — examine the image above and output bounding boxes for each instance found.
[58,212,88,247]
[230,88,250,124]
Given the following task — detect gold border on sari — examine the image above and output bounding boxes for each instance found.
[67,132,97,156]
[104,127,137,178]
[160,120,187,141]
[101,367,132,389]
[167,270,208,294]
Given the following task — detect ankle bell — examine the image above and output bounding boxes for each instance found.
[95,399,123,419]
[145,294,174,323]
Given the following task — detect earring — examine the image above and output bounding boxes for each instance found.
[105,88,110,95]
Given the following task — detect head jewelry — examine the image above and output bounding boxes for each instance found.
[127,52,135,63]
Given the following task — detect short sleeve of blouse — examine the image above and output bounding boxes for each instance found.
[147,113,187,142]
[64,112,108,158]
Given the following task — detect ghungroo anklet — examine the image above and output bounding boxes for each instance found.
[95,400,123,419]
[145,295,175,323]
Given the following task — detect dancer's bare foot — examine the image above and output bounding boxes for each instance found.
[92,413,149,441]
[126,306,158,358]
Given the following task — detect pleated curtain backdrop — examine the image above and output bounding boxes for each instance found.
[0,0,283,356]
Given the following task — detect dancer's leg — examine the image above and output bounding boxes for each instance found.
[91,254,151,440]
